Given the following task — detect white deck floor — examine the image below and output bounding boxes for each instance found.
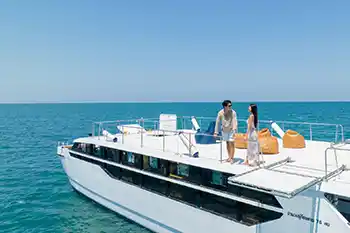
[76,129,350,198]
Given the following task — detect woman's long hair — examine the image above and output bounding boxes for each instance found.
[250,104,258,128]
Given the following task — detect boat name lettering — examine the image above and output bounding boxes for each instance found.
[287,212,330,227]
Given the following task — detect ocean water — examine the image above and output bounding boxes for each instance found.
[0,102,349,233]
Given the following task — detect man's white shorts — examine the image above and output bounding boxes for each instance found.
[222,130,235,142]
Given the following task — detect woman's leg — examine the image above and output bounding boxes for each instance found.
[248,132,259,166]
[245,131,257,165]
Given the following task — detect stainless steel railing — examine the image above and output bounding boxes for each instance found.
[324,141,350,180]
[90,116,345,163]
[179,116,344,143]
[92,118,268,163]
[92,116,344,142]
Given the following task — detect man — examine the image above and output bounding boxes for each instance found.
[214,100,238,163]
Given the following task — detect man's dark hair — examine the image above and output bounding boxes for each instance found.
[222,100,232,107]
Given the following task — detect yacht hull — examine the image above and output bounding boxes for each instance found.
[59,148,350,233]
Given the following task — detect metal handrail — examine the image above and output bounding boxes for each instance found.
[324,143,350,180]
[93,120,263,163]
[92,115,345,143]
[93,116,343,128]
[182,116,343,138]
[90,116,346,165]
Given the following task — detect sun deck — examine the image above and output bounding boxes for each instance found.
[73,115,350,198]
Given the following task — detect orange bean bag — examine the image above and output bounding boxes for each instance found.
[258,136,279,154]
[235,133,247,149]
[258,128,271,138]
[283,130,305,148]
[234,129,279,154]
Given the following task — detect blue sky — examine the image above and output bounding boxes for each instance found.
[0,0,349,103]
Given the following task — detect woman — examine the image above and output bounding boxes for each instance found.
[244,104,259,166]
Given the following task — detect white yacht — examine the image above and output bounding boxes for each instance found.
[57,114,350,233]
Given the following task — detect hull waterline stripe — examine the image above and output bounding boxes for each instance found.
[68,177,181,233]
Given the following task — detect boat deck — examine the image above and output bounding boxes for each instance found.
[76,129,350,198]
[69,115,349,198]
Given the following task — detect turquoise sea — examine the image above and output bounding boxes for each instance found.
[1,102,350,233]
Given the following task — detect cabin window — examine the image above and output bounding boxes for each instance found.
[104,164,121,179]
[120,151,142,168]
[168,182,200,207]
[79,143,86,153]
[239,203,283,226]
[134,153,143,169]
[99,147,107,160]
[149,157,158,169]
[142,175,168,195]
[103,147,119,163]
[227,185,282,208]
[112,149,120,163]
[200,191,241,221]
[159,159,169,176]
[105,147,113,161]
[187,165,202,184]
[120,151,130,164]
[144,156,168,175]
[86,144,94,155]
[199,192,282,226]
[211,171,224,186]
[127,152,135,163]
[143,155,150,170]
[177,164,189,177]
[72,143,81,151]
[200,168,228,191]
[120,168,142,185]
[169,162,190,179]
[325,193,350,222]
[93,145,102,157]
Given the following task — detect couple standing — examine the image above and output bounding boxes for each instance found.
[213,100,259,166]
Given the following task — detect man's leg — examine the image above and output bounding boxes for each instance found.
[226,141,232,161]
[228,131,235,162]
[230,141,235,160]
[222,132,231,162]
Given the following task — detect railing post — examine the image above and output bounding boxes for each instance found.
[98,123,101,140]
[335,125,338,143]
[141,117,144,148]
[92,123,95,137]
[189,132,192,156]
[122,126,124,144]
[220,136,223,163]
[309,125,312,141]
[176,132,180,155]
[325,148,328,180]
[258,136,264,167]
[163,130,165,152]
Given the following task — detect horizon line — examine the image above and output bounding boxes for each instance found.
[0,100,350,104]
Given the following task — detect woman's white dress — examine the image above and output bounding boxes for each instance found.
[246,118,259,165]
